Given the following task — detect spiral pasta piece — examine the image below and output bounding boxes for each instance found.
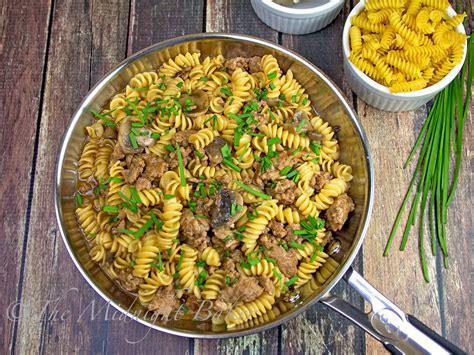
[313,178,348,211]
[275,205,301,224]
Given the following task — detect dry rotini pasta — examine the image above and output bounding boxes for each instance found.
[348,0,467,92]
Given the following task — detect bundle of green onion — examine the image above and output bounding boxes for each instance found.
[384,35,474,282]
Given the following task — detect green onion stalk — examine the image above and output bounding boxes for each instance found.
[384,35,474,282]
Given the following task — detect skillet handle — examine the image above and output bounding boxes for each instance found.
[320,267,466,355]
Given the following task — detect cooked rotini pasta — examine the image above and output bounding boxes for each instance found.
[75,52,354,326]
[348,1,467,92]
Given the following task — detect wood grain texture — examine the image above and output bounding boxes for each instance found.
[14,0,128,353]
[0,0,52,352]
[440,101,473,353]
[127,0,205,55]
[358,105,442,355]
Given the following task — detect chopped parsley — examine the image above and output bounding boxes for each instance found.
[253,87,268,100]
[310,141,321,155]
[264,257,277,264]
[285,275,298,287]
[165,144,176,152]
[234,181,271,200]
[220,87,232,97]
[103,205,119,214]
[75,192,83,206]
[267,72,278,80]
[196,259,207,267]
[195,270,208,288]
[289,241,305,250]
[175,143,187,187]
[230,202,242,216]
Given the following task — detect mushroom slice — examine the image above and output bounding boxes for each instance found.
[118,116,144,154]
[135,127,157,147]
[211,188,244,228]
[266,97,289,107]
[179,90,209,118]
[205,137,227,165]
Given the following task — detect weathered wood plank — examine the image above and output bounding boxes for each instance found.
[193,1,280,354]
[104,1,205,354]
[206,0,276,40]
[0,0,52,352]
[440,103,473,353]
[14,0,129,353]
[358,104,442,355]
[127,0,205,55]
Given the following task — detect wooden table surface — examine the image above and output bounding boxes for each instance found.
[1,0,472,354]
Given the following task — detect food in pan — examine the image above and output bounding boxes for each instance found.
[74,52,353,328]
[348,0,467,93]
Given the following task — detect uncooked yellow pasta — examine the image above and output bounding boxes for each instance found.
[348,0,467,92]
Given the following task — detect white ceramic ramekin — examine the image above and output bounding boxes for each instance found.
[342,1,467,112]
[251,0,345,35]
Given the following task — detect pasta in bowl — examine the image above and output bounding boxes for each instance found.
[342,0,467,111]
[56,34,373,337]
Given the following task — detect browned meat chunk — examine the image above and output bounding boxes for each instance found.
[169,146,192,170]
[259,233,278,249]
[184,295,201,313]
[143,154,169,180]
[273,151,298,170]
[325,193,355,231]
[266,179,300,205]
[135,177,152,191]
[171,130,196,148]
[110,144,125,162]
[257,276,275,295]
[215,172,232,185]
[264,244,298,278]
[117,269,142,292]
[230,249,244,264]
[221,258,236,275]
[248,56,263,73]
[123,156,145,184]
[312,171,333,193]
[258,168,280,182]
[284,224,302,243]
[224,57,249,72]
[218,276,263,304]
[179,208,210,251]
[148,285,179,316]
[213,300,229,312]
[195,197,215,216]
[268,219,287,239]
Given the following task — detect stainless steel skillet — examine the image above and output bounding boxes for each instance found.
[54,33,465,354]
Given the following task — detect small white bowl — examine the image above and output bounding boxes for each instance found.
[251,0,345,35]
[342,1,467,112]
